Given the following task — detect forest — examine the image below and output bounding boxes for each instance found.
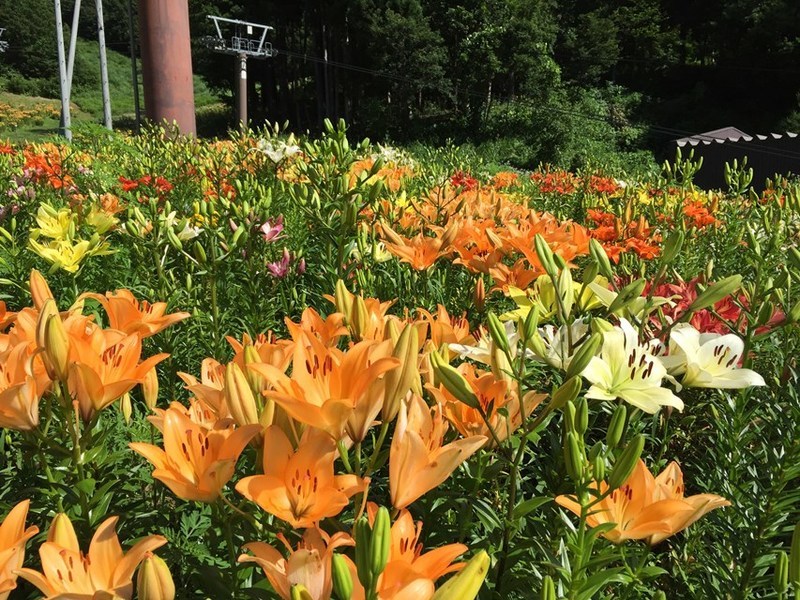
[1,0,800,167]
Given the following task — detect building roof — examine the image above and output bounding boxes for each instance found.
[675,127,799,147]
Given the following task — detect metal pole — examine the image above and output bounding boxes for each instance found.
[238,52,248,131]
[127,0,141,131]
[95,0,112,129]
[138,0,196,135]
[66,0,81,90]
[54,0,72,140]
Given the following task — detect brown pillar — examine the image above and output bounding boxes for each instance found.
[138,0,196,135]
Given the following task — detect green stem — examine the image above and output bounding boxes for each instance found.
[365,421,390,477]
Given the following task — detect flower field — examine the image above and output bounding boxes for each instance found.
[0,120,799,599]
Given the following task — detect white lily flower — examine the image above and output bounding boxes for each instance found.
[582,319,684,414]
[176,221,203,241]
[535,320,590,371]
[449,320,533,365]
[256,139,301,163]
[662,324,766,389]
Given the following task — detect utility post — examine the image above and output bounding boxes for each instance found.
[54,0,72,140]
[238,52,248,131]
[203,16,274,132]
[53,0,113,139]
[95,0,113,130]
[138,0,196,135]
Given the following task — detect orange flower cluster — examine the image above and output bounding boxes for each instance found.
[374,184,590,294]
[22,144,79,191]
[587,208,661,263]
[531,169,578,194]
[350,157,414,193]
[127,283,498,598]
[0,271,188,429]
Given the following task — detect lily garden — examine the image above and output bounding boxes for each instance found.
[0,121,798,599]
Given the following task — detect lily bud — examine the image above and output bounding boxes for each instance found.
[430,352,480,409]
[582,261,599,286]
[382,325,420,422]
[335,279,354,320]
[608,279,646,315]
[474,277,485,312]
[689,275,742,312]
[575,397,588,435]
[775,551,789,595]
[789,521,800,587]
[592,455,606,482]
[29,269,54,310]
[540,575,556,600]
[564,431,584,481]
[290,585,313,600]
[47,513,78,547]
[564,400,576,432]
[354,517,373,591]
[549,377,582,412]
[565,333,602,378]
[120,392,133,424]
[37,299,69,382]
[331,554,354,600]
[370,506,391,578]
[431,550,490,600]
[534,234,557,277]
[523,305,541,342]
[608,434,645,490]
[138,553,176,600]
[142,368,159,411]
[606,404,627,449]
[243,345,266,393]
[490,345,513,383]
[589,238,614,280]
[351,296,370,340]
[591,318,614,334]
[224,362,259,427]
[660,230,684,266]
[384,319,401,345]
[487,312,510,355]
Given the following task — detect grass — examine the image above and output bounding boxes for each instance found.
[0,38,221,141]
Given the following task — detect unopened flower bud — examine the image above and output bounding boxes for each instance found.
[138,553,175,600]
[142,368,159,411]
[37,300,69,382]
[224,362,259,427]
[331,554,354,600]
[608,434,645,490]
[47,513,79,548]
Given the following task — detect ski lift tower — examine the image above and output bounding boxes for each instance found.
[0,29,9,53]
[202,16,275,131]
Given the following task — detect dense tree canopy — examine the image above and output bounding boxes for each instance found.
[1,0,799,166]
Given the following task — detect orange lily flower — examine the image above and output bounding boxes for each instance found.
[236,425,367,528]
[427,363,546,446]
[83,289,190,337]
[380,224,452,271]
[148,398,222,432]
[390,395,486,509]
[239,527,354,600]
[286,307,348,347]
[556,459,730,544]
[250,337,399,440]
[178,358,229,418]
[227,332,294,375]
[417,306,472,348]
[0,500,39,600]
[0,342,51,430]
[68,329,168,422]
[17,514,166,599]
[130,406,260,502]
